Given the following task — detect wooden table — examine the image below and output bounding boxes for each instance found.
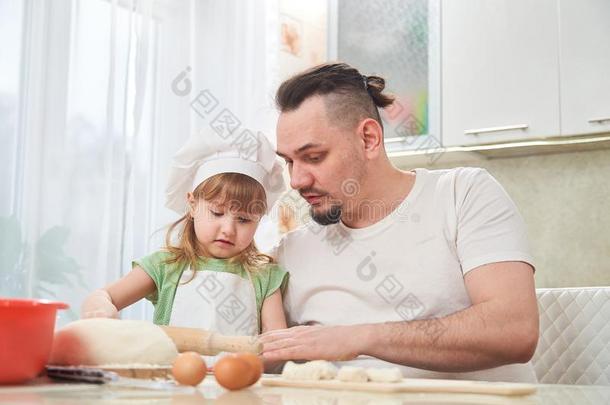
[1,375,609,404]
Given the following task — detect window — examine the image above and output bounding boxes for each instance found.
[277,0,441,152]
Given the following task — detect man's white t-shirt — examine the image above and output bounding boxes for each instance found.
[274,167,537,383]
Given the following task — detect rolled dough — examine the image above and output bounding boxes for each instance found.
[337,366,368,383]
[49,318,178,366]
[282,360,338,381]
[365,367,403,383]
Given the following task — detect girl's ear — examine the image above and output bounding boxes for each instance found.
[186,192,196,217]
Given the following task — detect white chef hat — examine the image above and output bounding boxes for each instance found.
[165,128,286,215]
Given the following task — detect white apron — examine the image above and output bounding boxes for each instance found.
[169,266,258,365]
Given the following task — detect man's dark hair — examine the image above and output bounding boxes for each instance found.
[275,62,395,132]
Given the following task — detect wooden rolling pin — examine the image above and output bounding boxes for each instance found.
[159,326,262,355]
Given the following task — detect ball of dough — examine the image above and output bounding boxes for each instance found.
[337,366,368,383]
[365,367,403,383]
[282,360,338,381]
[313,360,338,380]
[49,319,178,366]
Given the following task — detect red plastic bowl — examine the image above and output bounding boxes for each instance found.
[0,298,69,384]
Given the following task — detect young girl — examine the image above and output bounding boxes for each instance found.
[81,131,288,354]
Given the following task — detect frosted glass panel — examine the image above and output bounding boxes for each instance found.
[337,0,431,139]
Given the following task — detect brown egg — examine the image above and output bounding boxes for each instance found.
[172,352,207,386]
[214,355,253,390]
[234,352,263,385]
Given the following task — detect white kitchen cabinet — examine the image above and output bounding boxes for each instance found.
[559,0,610,136]
[441,0,561,147]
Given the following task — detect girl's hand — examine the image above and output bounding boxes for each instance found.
[83,266,156,318]
[81,289,119,319]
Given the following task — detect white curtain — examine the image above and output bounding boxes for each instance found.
[0,0,280,326]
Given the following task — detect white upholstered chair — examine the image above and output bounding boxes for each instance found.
[532,287,610,385]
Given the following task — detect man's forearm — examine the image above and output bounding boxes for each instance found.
[357,300,538,373]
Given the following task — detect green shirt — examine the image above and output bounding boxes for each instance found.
[133,251,288,331]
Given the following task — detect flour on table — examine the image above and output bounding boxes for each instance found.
[49,318,178,366]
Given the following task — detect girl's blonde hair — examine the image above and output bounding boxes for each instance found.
[164,173,275,273]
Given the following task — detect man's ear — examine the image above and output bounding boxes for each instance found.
[358,118,384,159]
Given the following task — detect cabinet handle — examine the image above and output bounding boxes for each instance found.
[588,117,610,124]
[464,124,529,135]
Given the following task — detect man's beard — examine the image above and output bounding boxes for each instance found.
[310,203,342,225]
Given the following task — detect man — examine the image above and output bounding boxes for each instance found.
[260,63,539,382]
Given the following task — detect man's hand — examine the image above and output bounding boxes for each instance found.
[260,262,537,372]
[259,324,367,362]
